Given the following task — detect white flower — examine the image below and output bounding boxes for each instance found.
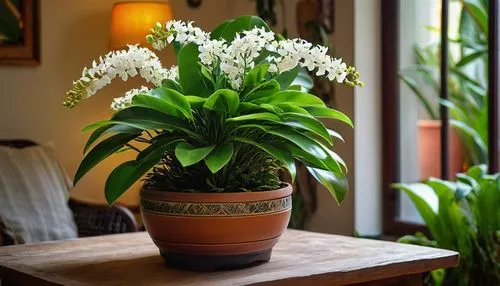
[146,20,356,89]
[150,20,210,51]
[111,86,151,111]
[64,45,176,108]
[67,20,360,109]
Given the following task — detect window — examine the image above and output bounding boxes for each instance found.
[381,0,499,236]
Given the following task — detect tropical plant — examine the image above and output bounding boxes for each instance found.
[393,165,500,286]
[398,0,488,166]
[63,16,363,205]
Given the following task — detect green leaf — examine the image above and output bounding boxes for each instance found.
[280,112,332,145]
[456,48,487,67]
[327,129,344,142]
[286,143,328,170]
[226,112,281,123]
[322,146,346,173]
[211,19,232,39]
[175,142,215,167]
[287,85,302,91]
[81,120,111,132]
[252,90,325,107]
[290,68,314,91]
[178,43,212,97]
[112,107,193,135]
[204,89,240,114]
[150,87,193,119]
[450,67,484,89]
[137,136,183,162]
[275,66,300,90]
[268,128,327,159]
[132,94,183,118]
[306,167,348,204]
[275,103,308,114]
[244,64,270,87]
[200,65,216,88]
[450,119,488,163]
[74,133,139,184]
[259,103,283,114]
[237,102,259,113]
[466,164,487,180]
[392,183,440,237]
[84,124,140,154]
[305,106,353,127]
[186,96,206,108]
[243,80,281,102]
[218,16,270,42]
[161,79,182,93]
[234,137,296,181]
[463,0,488,35]
[105,155,162,204]
[398,73,438,120]
[204,143,234,173]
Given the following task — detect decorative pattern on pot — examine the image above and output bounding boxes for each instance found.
[141,196,291,216]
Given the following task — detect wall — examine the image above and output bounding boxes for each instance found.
[354,0,382,236]
[0,0,362,236]
[306,0,356,236]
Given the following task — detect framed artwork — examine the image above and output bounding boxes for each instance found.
[0,0,40,65]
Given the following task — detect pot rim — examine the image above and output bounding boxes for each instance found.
[141,182,292,203]
[417,119,441,128]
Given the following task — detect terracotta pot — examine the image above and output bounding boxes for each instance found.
[140,183,292,271]
[418,120,464,180]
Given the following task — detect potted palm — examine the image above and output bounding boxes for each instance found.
[64,16,362,271]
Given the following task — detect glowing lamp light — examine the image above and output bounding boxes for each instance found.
[109,2,173,50]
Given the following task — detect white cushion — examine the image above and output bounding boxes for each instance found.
[0,145,77,244]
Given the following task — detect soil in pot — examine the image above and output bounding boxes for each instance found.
[140,183,292,271]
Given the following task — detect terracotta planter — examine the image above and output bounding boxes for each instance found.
[418,120,464,180]
[140,183,292,271]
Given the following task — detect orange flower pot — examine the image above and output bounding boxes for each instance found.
[140,183,292,271]
[418,120,464,180]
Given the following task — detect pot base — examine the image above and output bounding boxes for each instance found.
[160,249,272,271]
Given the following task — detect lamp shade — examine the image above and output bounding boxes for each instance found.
[109,2,173,50]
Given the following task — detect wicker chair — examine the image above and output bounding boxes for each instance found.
[0,139,139,245]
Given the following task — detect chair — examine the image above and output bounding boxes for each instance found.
[0,139,139,246]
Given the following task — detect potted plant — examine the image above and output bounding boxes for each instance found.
[393,165,500,285]
[63,16,362,271]
[399,1,489,180]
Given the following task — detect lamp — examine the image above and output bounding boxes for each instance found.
[109,2,173,50]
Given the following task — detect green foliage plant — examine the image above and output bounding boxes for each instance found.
[393,165,500,286]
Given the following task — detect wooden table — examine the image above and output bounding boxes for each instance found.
[0,229,458,286]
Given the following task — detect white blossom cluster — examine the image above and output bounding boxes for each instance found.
[149,20,353,89]
[268,39,348,83]
[64,45,176,108]
[218,27,275,89]
[111,86,151,111]
[151,20,210,50]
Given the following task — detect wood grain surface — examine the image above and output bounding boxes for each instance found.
[0,229,459,286]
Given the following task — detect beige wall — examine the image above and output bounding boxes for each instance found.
[306,0,355,236]
[0,0,359,236]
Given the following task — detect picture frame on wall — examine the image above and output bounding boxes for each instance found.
[0,0,40,65]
